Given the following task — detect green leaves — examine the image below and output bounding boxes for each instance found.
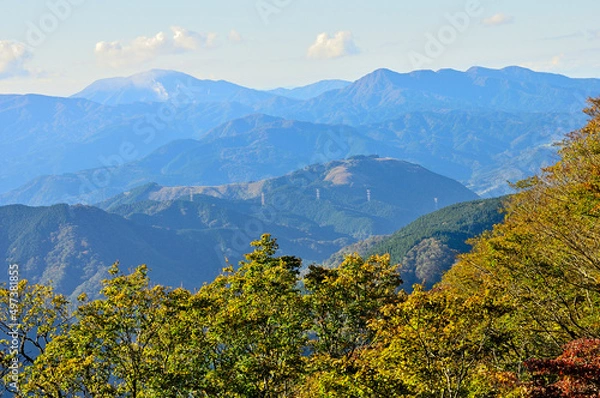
[197,234,307,397]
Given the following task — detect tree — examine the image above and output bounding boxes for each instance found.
[525,339,600,397]
[198,234,308,397]
[20,263,211,397]
[299,253,406,397]
[440,97,600,391]
[369,283,517,398]
[0,280,70,395]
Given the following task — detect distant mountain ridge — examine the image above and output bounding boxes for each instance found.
[97,156,480,236]
[0,108,583,206]
[286,66,600,125]
[0,93,256,193]
[268,79,352,100]
[71,69,286,106]
[1,66,598,204]
[0,115,393,206]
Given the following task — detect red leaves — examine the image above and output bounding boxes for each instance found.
[525,339,600,397]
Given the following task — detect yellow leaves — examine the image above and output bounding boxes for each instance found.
[76,292,88,303]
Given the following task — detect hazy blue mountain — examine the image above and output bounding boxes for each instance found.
[360,110,584,196]
[0,94,256,194]
[268,79,352,100]
[1,107,583,206]
[2,66,597,204]
[286,66,600,125]
[71,69,284,106]
[0,157,478,299]
[0,115,396,206]
[325,197,506,289]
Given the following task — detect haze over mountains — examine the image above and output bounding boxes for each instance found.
[1,65,594,205]
[267,79,352,100]
[0,157,478,298]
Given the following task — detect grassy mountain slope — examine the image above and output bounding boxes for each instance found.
[100,156,480,239]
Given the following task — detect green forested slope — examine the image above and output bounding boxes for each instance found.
[326,197,506,287]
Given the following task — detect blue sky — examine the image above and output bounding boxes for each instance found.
[0,0,599,96]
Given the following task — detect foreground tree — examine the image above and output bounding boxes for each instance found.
[442,98,600,389]
[0,281,70,395]
[525,339,600,398]
[20,264,211,397]
[371,284,517,398]
[199,234,308,397]
[299,253,407,397]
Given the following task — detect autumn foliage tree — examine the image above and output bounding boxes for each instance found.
[525,339,600,397]
[444,98,600,375]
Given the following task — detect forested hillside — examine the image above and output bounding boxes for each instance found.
[326,197,506,288]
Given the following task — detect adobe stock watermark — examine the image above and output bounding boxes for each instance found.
[24,0,86,49]
[6,264,21,393]
[255,0,293,25]
[408,0,484,69]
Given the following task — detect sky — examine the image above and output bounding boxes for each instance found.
[0,0,599,96]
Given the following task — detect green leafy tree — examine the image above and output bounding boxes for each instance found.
[299,253,406,397]
[371,284,516,398]
[0,280,71,395]
[198,234,307,397]
[21,263,211,397]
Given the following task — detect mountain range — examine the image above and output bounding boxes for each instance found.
[1,66,597,204]
[71,69,288,106]
[3,65,599,301]
[0,157,478,299]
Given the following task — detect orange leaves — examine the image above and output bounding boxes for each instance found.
[525,339,600,397]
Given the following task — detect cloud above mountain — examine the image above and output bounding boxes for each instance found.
[482,13,515,27]
[95,27,217,67]
[228,29,243,43]
[307,31,359,59]
[0,40,31,79]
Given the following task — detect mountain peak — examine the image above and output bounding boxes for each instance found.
[362,68,401,82]
[71,69,274,106]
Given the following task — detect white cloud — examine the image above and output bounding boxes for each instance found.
[172,26,217,50]
[482,13,515,27]
[521,54,571,72]
[228,29,243,43]
[95,27,218,68]
[551,54,564,67]
[307,31,359,59]
[0,41,32,79]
